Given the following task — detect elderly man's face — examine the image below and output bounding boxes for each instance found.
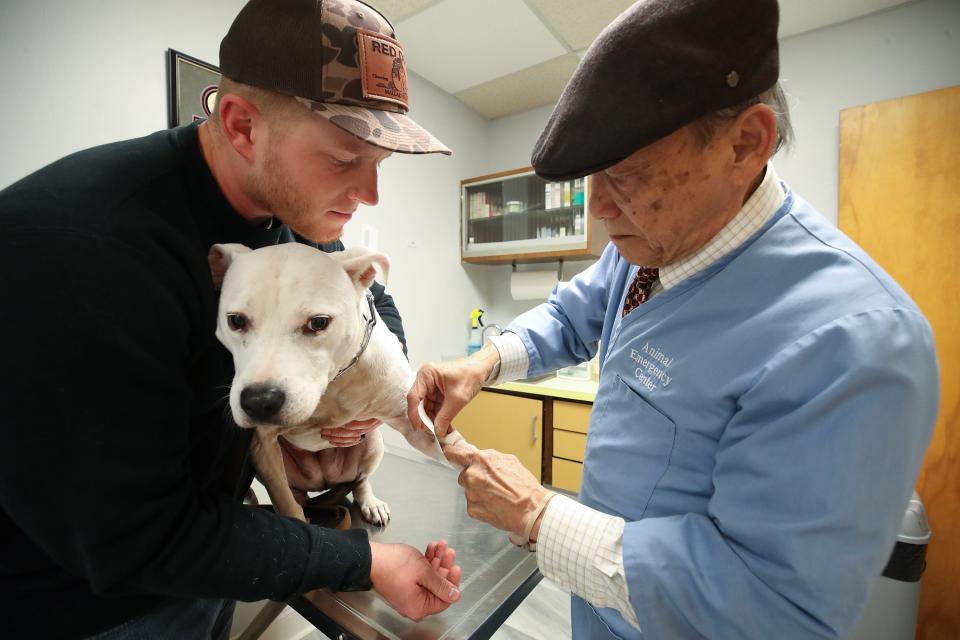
[589,123,744,267]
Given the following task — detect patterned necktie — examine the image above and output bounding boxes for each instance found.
[622,267,660,316]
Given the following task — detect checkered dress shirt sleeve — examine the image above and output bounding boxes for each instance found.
[537,495,641,629]
[485,332,530,385]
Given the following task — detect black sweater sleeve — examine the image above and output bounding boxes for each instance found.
[369,280,408,357]
[0,229,370,602]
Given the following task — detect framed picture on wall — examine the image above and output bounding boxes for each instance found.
[166,49,221,128]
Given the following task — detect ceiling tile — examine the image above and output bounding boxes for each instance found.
[454,53,580,119]
[778,0,913,38]
[526,0,633,51]
[396,0,567,94]
[370,0,440,24]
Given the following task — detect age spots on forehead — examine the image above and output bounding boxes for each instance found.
[678,171,690,185]
[651,199,664,212]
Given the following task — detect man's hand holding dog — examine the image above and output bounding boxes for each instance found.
[406,343,501,438]
[320,418,382,447]
[370,539,462,620]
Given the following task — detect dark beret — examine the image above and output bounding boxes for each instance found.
[531,0,780,181]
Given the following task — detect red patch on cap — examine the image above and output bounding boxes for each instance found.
[357,29,409,110]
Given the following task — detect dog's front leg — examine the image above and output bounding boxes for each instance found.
[352,431,391,526]
[390,411,477,472]
[251,428,305,521]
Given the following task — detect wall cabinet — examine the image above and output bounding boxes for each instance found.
[460,167,608,264]
[453,388,593,494]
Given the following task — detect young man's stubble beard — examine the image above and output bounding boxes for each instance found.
[244,127,344,244]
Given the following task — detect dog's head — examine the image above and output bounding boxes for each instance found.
[209,243,390,429]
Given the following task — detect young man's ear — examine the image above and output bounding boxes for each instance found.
[216,93,261,163]
[729,104,777,186]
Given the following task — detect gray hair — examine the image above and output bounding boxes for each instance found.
[693,81,794,155]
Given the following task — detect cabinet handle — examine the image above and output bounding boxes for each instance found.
[531,415,538,443]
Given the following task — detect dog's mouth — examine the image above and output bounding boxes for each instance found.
[230,407,302,431]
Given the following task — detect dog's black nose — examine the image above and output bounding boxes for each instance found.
[240,385,286,421]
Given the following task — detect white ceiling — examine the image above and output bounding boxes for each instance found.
[371,0,915,119]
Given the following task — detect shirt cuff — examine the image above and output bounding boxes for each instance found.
[486,332,529,385]
[536,495,641,631]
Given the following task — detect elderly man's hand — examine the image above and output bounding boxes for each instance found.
[370,539,462,621]
[406,344,500,438]
[443,445,551,540]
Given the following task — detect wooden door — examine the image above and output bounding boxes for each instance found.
[452,390,543,478]
[839,85,960,640]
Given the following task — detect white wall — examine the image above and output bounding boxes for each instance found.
[0,0,246,187]
[774,0,960,225]
[475,0,960,324]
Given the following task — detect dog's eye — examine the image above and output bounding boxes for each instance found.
[227,313,248,332]
[305,315,331,333]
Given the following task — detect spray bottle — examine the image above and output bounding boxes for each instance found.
[467,308,485,355]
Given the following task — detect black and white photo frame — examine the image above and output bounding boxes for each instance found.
[167,49,221,128]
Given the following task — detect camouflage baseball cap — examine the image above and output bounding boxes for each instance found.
[220,0,450,155]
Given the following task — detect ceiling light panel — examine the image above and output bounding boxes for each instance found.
[526,0,634,51]
[455,53,580,119]
[372,0,440,24]
[397,0,567,93]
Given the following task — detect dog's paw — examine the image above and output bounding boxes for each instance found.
[359,496,391,526]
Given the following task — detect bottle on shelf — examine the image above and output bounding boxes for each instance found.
[573,178,585,206]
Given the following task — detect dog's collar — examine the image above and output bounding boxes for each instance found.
[330,290,377,383]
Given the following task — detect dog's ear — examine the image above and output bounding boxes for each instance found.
[335,247,391,291]
[208,243,252,290]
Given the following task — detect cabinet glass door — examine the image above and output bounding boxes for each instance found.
[462,170,588,259]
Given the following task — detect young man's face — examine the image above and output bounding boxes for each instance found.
[588,123,743,267]
[246,113,392,243]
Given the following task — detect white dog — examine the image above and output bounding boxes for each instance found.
[208,242,469,525]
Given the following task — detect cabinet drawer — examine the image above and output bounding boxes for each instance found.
[554,400,592,434]
[554,429,587,462]
[552,457,583,494]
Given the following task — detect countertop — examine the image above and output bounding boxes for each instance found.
[290,446,541,640]
[488,374,598,403]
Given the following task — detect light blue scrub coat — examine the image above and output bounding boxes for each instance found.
[506,189,938,639]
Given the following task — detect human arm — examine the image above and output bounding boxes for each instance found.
[445,309,937,638]
[369,279,407,356]
[442,446,639,627]
[407,245,621,436]
[370,539,462,620]
[0,230,371,601]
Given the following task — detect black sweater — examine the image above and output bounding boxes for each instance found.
[0,124,397,638]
